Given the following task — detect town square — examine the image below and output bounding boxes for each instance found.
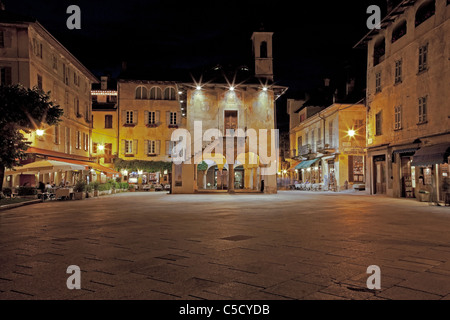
[0,0,449,304]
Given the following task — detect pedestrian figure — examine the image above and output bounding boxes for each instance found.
[260,180,264,193]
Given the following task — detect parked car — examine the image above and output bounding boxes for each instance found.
[154,184,163,191]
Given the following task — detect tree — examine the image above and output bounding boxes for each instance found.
[0,84,63,193]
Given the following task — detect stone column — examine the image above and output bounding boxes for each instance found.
[228,164,234,193]
[253,167,258,190]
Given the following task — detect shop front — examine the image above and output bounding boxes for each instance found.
[411,143,450,203]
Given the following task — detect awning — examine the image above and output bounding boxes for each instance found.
[5,160,85,175]
[411,143,450,167]
[393,148,419,155]
[288,161,301,172]
[295,159,320,170]
[47,157,120,176]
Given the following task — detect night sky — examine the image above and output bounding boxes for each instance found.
[4,0,388,131]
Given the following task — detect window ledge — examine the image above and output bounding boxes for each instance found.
[394,80,402,86]
[124,154,134,157]
[168,125,179,129]
[147,154,158,157]
[146,124,159,128]
[417,121,428,125]
[394,128,403,131]
[123,123,136,127]
[417,68,428,76]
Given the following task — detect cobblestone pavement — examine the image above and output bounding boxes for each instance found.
[1,191,450,300]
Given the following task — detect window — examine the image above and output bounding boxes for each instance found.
[125,140,133,154]
[375,72,382,93]
[164,87,176,100]
[149,87,162,100]
[170,112,177,126]
[148,140,156,154]
[354,119,364,130]
[148,111,156,124]
[105,115,113,128]
[0,66,12,85]
[394,106,402,130]
[391,21,407,43]
[37,74,43,90]
[224,110,237,131]
[64,127,71,154]
[126,111,134,124]
[395,60,402,84]
[299,114,306,123]
[418,96,427,124]
[373,37,385,66]
[63,64,69,85]
[104,143,112,163]
[297,136,302,151]
[349,156,364,183]
[76,131,81,149]
[93,142,98,153]
[73,73,80,86]
[415,0,435,27]
[328,121,333,147]
[418,44,428,73]
[83,132,89,151]
[375,112,382,136]
[0,31,4,48]
[136,86,148,99]
[166,140,177,156]
[260,41,268,58]
[54,125,60,144]
[52,55,58,70]
[75,98,80,116]
[33,39,42,58]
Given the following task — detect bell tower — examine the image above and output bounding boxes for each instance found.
[251,30,274,81]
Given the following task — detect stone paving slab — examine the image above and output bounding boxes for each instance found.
[1,191,450,300]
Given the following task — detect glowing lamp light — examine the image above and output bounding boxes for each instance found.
[307,168,311,172]
[196,86,202,91]
[138,170,143,175]
[283,170,287,174]
[97,144,105,152]
[348,129,356,137]
[262,87,268,92]
[229,86,235,91]
[295,169,298,173]
[123,170,128,175]
[36,129,44,136]
[278,171,281,175]
[178,91,183,95]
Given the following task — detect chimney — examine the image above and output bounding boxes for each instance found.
[101,76,108,90]
[121,61,127,72]
[0,1,5,11]
[324,78,330,87]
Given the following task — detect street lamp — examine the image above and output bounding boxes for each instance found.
[36,129,44,136]
[97,144,105,152]
[348,129,356,137]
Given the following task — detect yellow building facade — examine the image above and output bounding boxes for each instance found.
[288,103,366,191]
[0,10,100,187]
[357,0,450,200]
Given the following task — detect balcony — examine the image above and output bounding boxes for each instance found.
[298,144,311,156]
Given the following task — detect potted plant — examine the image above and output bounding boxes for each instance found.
[85,184,94,198]
[129,184,136,192]
[74,180,87,200]
[92,181,100,197]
